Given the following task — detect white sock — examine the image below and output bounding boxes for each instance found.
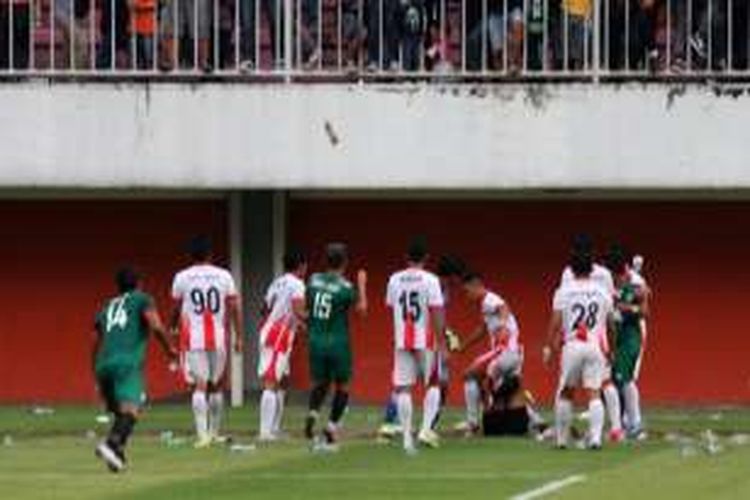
[272,390,286,435]
[464,379,481,426]
[602,383,622,432]
[623,382,642,429]
[259,389,277,438]
[554,397,573,447]
[589,398,605,446]
[208,392,224,438]
[526,405,544,426]
[421,386,441,433]
[192,390,209,440]
[396,391,414,449]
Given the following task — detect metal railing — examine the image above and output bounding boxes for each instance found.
[0,0,747,80]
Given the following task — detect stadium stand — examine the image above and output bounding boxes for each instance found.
[0,0,746,77]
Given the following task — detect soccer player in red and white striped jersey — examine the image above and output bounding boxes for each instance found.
[386,238,446,453]
[170,236,243,448]
[256,248,308,441]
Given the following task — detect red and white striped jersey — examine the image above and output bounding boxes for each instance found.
[172,264,238,352]
[258,273,306,352]
[481,291,520,352]
[386,267,444,350]
[553,278,613,345]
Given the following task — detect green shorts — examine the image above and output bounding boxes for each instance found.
[613,324,642,387]
[95,363,146,412]
[309,343,352,384]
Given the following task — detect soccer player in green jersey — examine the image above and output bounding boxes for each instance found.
[93,267,177,472]
[607,245,651,440]
[304,243,367,447]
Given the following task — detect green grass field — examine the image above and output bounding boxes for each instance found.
[1,404,749,499]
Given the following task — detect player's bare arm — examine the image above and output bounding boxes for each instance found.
[543,310,562,368]
[168,298,183,339]
[144,307,178,360]
[430,306,447,354]
[227,295,244,353]
[292,297,308,332]
[356,269,368,315]
[459,324,488,353]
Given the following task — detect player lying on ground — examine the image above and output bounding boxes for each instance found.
[170,236,244,448]
[93,267,177,472]
[304,243,368,449]
[257,248,308,441]
[378,254,465,439]
[545,244,616,450]
[386,237,447,453]
[560,234,624,443]
[607,245,651,440]
[454,272,542,435]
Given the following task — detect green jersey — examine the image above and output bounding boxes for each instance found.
[94,290,153,372]
[617,282,643,328]
[306,272,356,348]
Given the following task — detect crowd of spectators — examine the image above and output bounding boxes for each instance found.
[0,0,747,73]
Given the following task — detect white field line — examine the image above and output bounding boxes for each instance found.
[509,474,586,500]
[247,471,551,481]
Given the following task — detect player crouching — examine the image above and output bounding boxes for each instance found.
[304,243,368,450]
[93,267,177,472]
[455,273,539,436]
[544,248,616,450]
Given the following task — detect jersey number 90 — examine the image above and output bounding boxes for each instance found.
[190,287,221,315]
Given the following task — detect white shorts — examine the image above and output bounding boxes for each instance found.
[258,347,291,385]
[487,349,523,383]
[392,349,439,388]
[559,341,604,391]
[183,350,227,385]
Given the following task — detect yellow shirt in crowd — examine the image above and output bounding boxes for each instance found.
[563,0,592,18]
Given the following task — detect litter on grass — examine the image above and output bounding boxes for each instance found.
[3,435,13,447]
[229,443,257,453]
[30,407,55,416]
[728,433,750,446]
[95,414,111,425]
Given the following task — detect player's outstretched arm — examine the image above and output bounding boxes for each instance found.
[459,324,487,353]
[144,307,178,360]
[227,295,244,353]
[355,269,368,315]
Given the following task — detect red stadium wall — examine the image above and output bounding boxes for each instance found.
[288,199,750,406]
[0,199,228,403]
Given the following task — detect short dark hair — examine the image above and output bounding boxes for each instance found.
[326,242,348,269]
[284,246,307,272]
[571,233,594,256]
[187,235,212,261]
[407,236,429,263]
[115,266,139,293]
[606,243,629,274]
[437,254,467,278]
[461,271,483,284]
[570,252,593,277]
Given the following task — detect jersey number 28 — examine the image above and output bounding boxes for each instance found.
[572,302,599,330]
